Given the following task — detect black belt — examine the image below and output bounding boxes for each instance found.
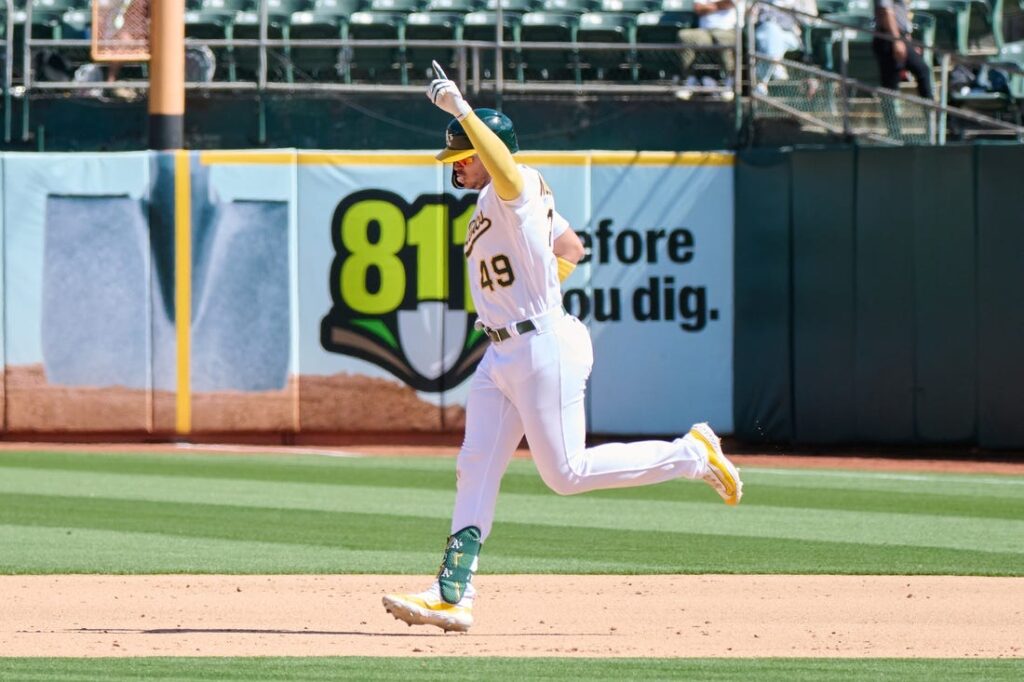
[482,319,536,343]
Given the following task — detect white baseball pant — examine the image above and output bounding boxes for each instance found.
[451,312,711,540]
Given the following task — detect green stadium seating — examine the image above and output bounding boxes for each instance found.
[347,10,408,82]
[996,40,1024,98]
[485,0,536,11]
[60,6,89,34]
[288,8,352,82]
[203,0,253,11]
[232,6,301,82]
[908,0,970,53]
[818,11,878,81]
[635,11,695,79]
[635,9,694,41]
[659,0,694,12]
[26,0,79,42]
[913,11,937,64]
[600,0,657,11]
[969,0,1000,50]
[577,12,637,80]
[815,0,848,13]
[185,0,251,81]
[815,10,935,81]
[540,0,597,14]
[31,0,77,21]
[520,11,578,80]
[370,0,422,10]
[313,0,364,12]
[405,11,463,79]
[425,0,479,12]
[462,10,523,80]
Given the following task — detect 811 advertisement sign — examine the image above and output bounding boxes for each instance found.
[320,190,487,393]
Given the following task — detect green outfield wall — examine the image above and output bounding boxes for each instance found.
[733,143,1024,450]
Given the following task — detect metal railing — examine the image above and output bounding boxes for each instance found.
[16,2,740,90]
[746,0,1024,143]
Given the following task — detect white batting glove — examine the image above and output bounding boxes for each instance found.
[427,78,472,120]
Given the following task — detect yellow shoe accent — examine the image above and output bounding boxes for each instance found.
[382,590,473,633]
[690,422,743,506]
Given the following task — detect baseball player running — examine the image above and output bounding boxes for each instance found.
[382,63,742,633]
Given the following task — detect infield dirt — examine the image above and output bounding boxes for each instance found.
[2,574,1023,658]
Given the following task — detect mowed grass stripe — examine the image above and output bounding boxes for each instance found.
[2,467,1024,554]
[0,657,1022,681]
[1,494,1021,575]
[0,525,651,574]
[2,452,1023,522]
[3,450,1022,500]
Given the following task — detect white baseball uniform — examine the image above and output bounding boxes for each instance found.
[452,165,713,540]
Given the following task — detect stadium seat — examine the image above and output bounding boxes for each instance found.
[312,0,363,12]
[815,0,848,13]
[659,0,694,11]
[425,0,479,12]
[577,11,637,80]
[635,11,695,80]
[913,11,937,65]
[405,11,463,80]
[540,0,597,14]
[601,0,657,11]
[967,0,1000,50]
[31,0,78,21]
[907,0,998,53]
[815,10,935,79]
[27,0,78,40]
[288,9,351,82]
[462,10,523,81]
[485,0,536,12]
[907,0,968,53]
[996,40,1024,98]
[520,11,579,80]
[347,10,408,82]
[370,0,422,10]
[186,0,248,81]
[815,11,876,81]
[232,2,308,82]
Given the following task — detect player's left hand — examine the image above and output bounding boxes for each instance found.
[427,77,471,120]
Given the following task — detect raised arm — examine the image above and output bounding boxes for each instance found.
[427,69,523,201]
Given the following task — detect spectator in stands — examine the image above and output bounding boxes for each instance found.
[873,0,933,99]
[678,0,741,91]
[752,0,816,90]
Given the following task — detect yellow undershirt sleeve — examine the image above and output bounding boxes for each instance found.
[557,257,576,283]
[459,112,524,201]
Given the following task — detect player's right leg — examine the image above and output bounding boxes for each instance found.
[383,355,523,632]
[511,315,741,503]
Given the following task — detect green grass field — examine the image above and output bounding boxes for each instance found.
[1,448,1023,680]
[1,657,1022,681]
[1,449,1022,575]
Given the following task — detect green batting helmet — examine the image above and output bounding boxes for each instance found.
[436,108,519,163]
